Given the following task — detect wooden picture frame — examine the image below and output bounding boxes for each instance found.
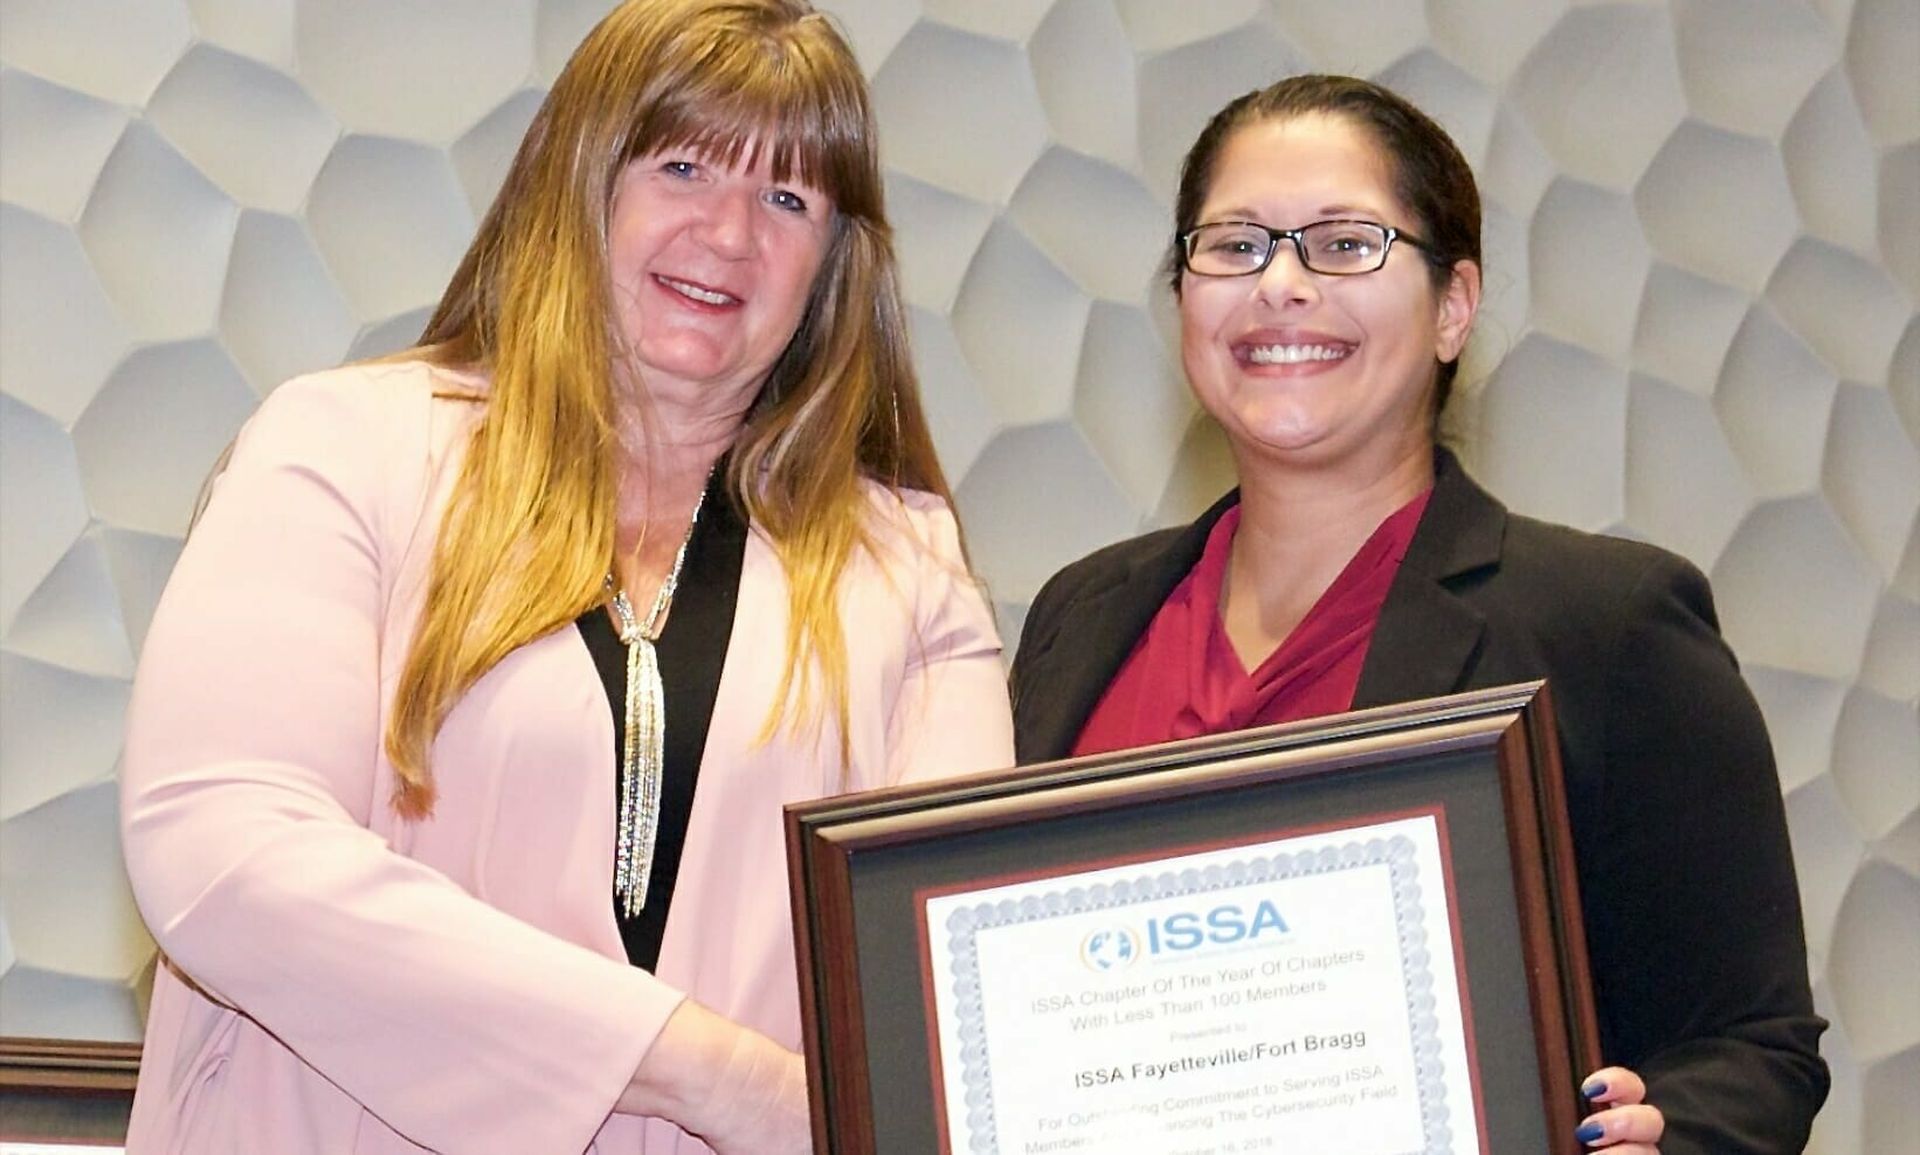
[787,682,1599,1154]
[0,1037,138,1144]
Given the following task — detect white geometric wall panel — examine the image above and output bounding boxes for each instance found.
[1,2,1914,1149]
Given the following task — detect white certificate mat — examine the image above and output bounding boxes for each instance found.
[921,810,1483,1155]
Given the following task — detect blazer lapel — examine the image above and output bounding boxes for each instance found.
[1013,493,1237,763]
[1352,449,1505,709]
[1017,454,1509,758]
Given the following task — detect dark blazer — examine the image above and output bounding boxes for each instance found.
[1012,450,1828,1155]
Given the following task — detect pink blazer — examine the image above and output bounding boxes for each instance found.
[119,362,1015,1154]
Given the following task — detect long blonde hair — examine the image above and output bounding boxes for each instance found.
[388,0,951,817]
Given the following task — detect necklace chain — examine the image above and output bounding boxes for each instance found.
[608,479,712,918]
[607,483,709,644]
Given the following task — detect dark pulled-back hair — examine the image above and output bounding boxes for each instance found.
[1169,74,1483,410]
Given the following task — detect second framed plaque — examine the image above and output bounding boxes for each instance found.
[786,681,1600,1154]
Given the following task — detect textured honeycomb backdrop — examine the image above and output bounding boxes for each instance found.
[1,1,1914,1149]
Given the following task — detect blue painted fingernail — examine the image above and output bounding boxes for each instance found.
[1575,1120,1606,1144]
[1581,1078,1607,1099]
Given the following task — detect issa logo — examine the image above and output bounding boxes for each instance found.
[1078,927,1140,972]
[1146,899,1292,953]
[1079,900,1294,970]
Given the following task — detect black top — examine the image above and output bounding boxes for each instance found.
[1011,449,1828,1155]
[576,475,748,972]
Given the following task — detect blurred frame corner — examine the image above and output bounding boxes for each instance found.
[0,951,149,1145]
[0,1036,138,1146]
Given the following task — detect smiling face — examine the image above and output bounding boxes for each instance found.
[607,146,835,421]
[1178,114,1479,477]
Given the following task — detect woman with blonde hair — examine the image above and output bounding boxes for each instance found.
[119,2,1013,1151]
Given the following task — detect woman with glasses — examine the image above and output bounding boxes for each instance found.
[1011,75,1825,1154]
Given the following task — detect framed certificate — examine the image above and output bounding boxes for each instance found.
[785,681,1599,1154]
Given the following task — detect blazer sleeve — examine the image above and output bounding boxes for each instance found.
[882,495,1015,786]
[1584,552,1828,1153]
[120,377,677,1155]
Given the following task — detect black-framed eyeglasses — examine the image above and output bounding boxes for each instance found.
[1179,219,1432,278]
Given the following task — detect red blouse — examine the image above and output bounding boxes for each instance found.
[1071,489,1433,757]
